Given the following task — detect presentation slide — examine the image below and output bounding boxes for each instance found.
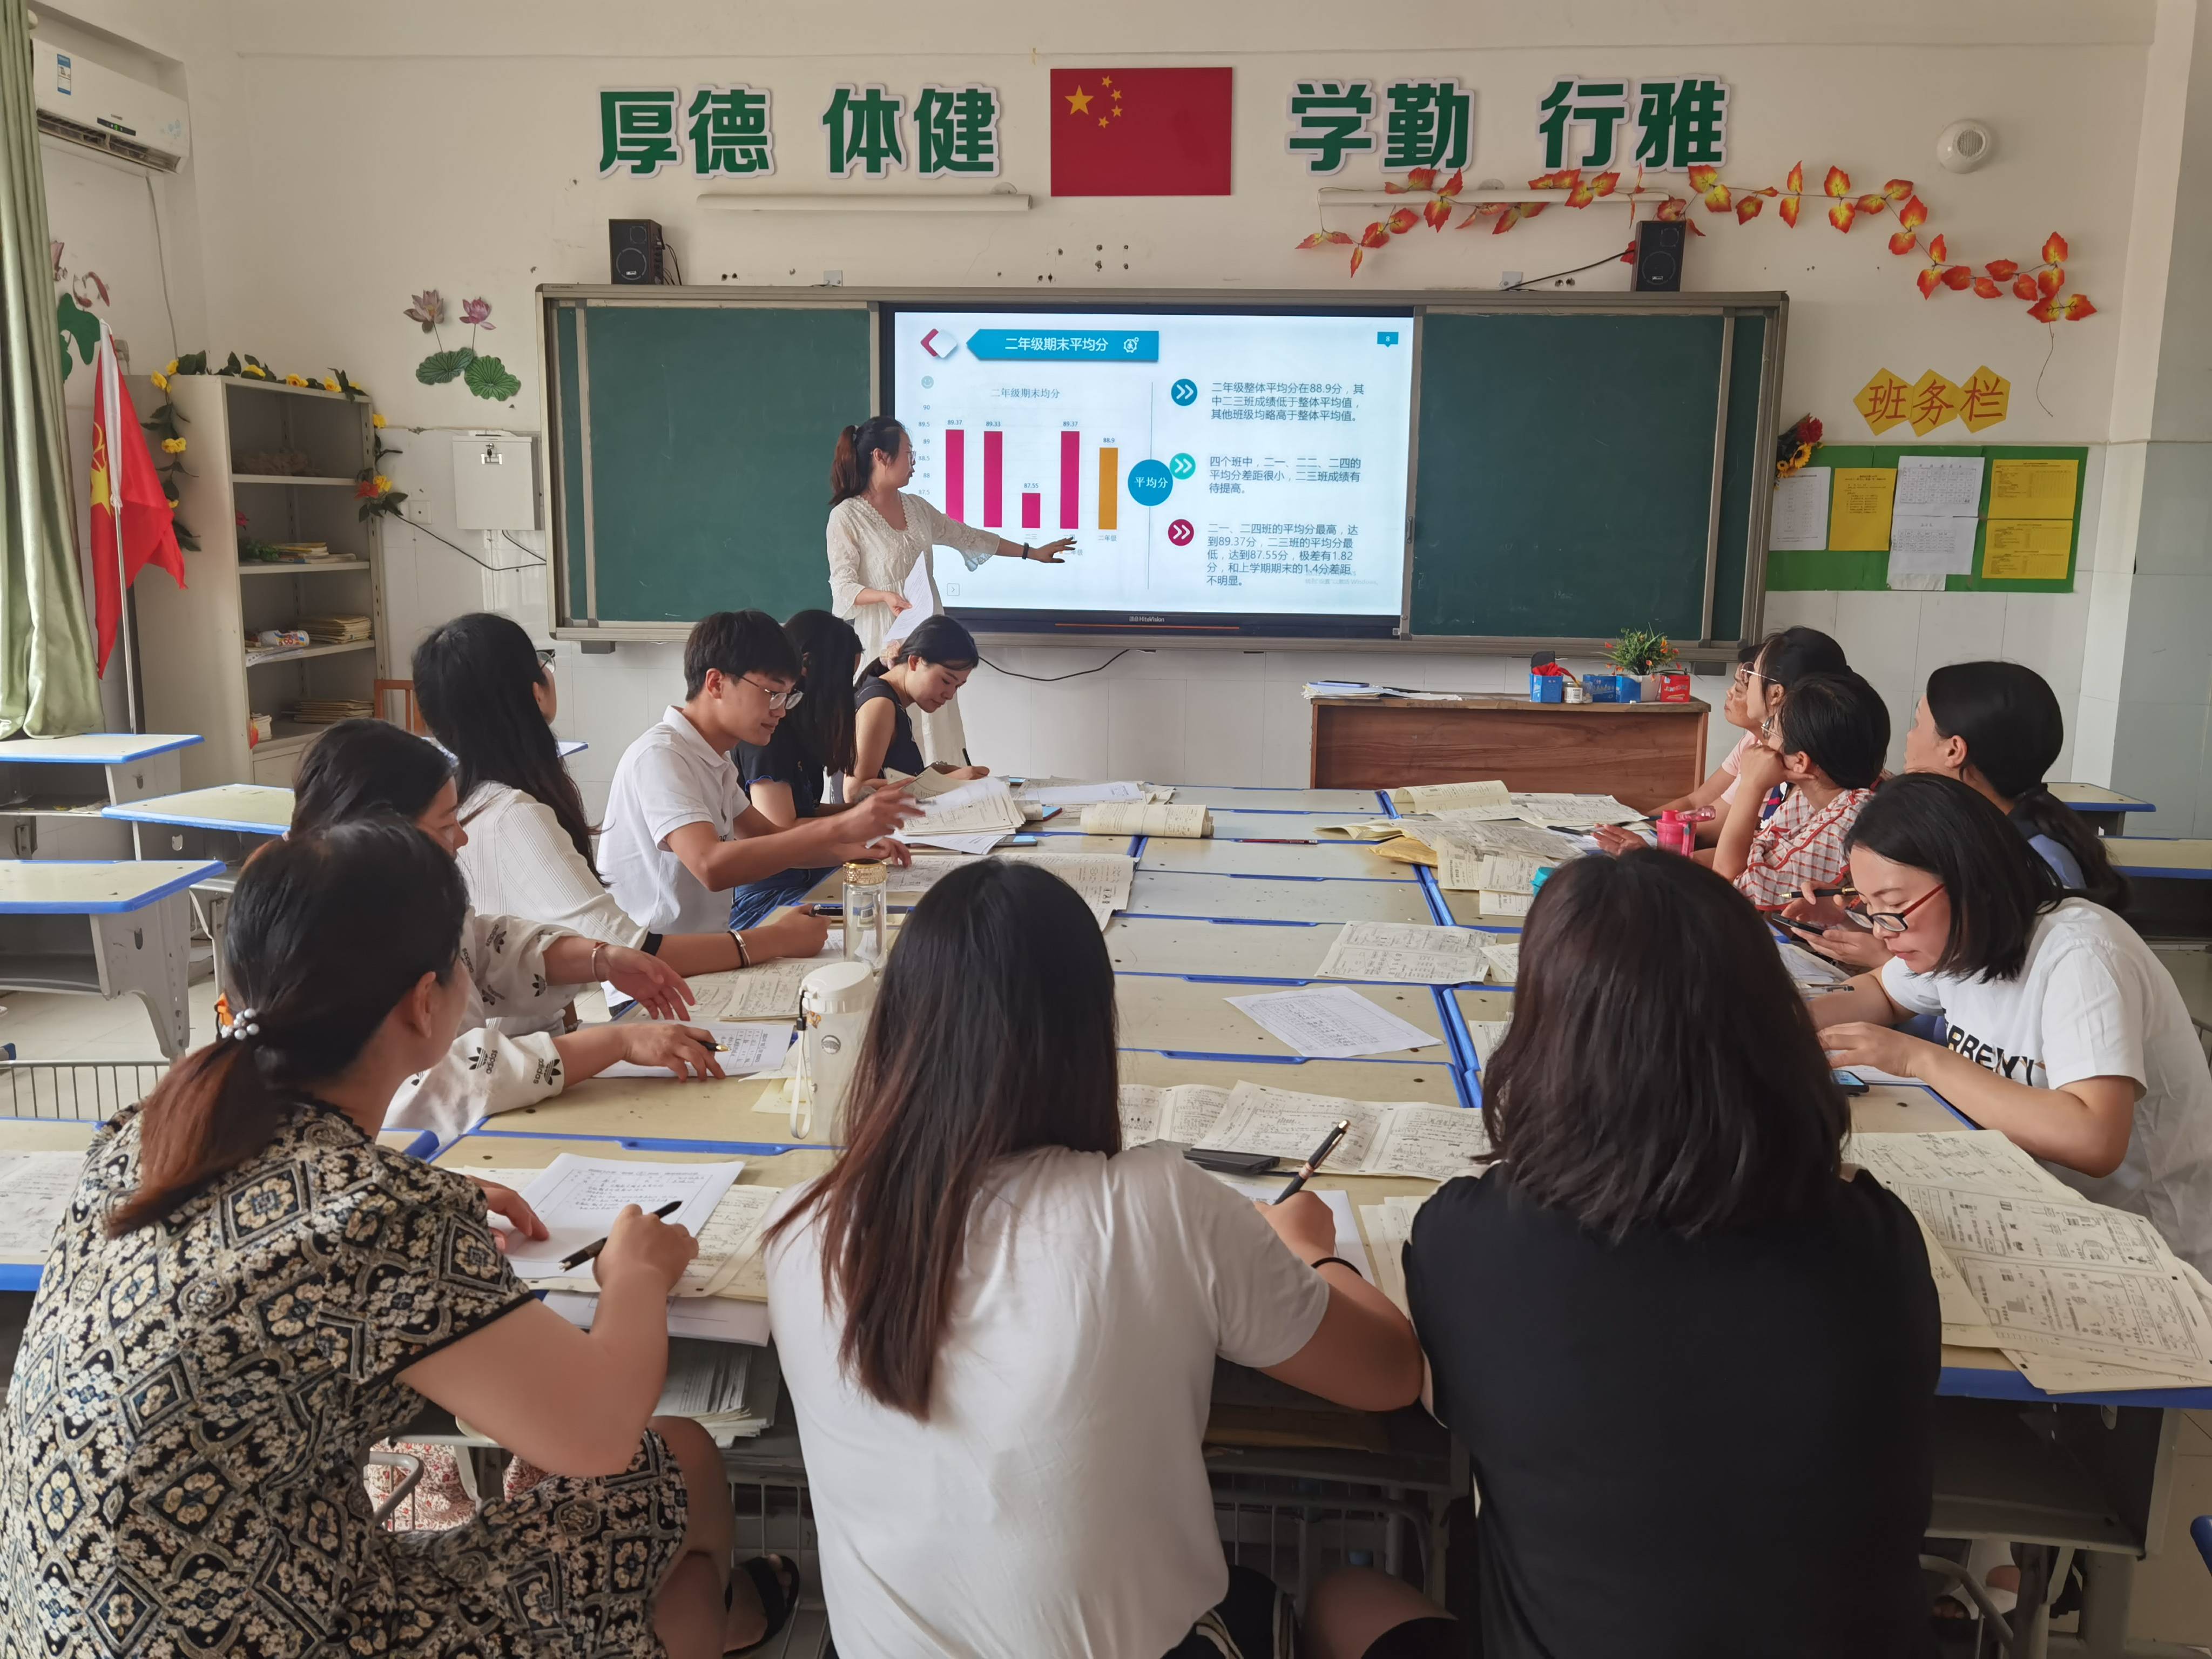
[887,308,1415,626]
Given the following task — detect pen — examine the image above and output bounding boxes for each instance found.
[1243,838,1316,846]
[558,1198,683,1269]
[1273,1119,1351,1205]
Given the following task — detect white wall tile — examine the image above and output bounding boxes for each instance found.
[1107,678,1191,781]
[2137,444,2212,575]
[2120,572,2212,707]
[2110,699,2212,834]
[1914,594,2011,682]
[1760,590,1840,636]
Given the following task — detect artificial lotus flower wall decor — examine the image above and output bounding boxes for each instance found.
[405,289,522,402]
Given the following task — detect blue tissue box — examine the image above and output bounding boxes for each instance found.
[1529,673,1563,704]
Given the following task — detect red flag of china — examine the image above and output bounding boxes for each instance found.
[88,325,186,675]
[1049,68,1232,197]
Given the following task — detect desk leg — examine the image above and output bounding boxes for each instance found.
[95,895,195,1060]
[2072,1549,2133,1658]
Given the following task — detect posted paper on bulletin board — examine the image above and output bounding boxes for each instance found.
[1980,458,2079,582]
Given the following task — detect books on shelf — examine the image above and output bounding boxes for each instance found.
[285,699,374,726]
[298,615,373,644]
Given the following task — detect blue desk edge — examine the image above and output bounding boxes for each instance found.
[0,859,228,913]
[0,733,203,764]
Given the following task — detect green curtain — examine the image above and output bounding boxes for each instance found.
[0,0,102,736]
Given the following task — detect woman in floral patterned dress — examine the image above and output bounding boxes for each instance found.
[0,819,794,1658]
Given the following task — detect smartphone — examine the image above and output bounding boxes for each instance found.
[810,903,844,918]
[1771,914,1829,936]
[1003,834,1041,846]
[1184,1147,1279,1176]
[1832,1069,1870,1095]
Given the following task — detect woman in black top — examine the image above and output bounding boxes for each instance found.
[851,614,988,788]
[729,609,872,929]
[1407,849,1939,1659]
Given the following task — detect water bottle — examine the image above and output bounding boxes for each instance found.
[841,861,888,966]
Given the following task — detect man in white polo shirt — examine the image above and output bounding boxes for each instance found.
[601,610,915,935]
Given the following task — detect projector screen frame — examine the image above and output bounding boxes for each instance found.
[540,284,1786,665]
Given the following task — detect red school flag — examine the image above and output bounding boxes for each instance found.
[87,322,186,675]
[1049,68,1233,197]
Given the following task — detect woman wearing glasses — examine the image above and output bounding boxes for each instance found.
[1811,774,2212,1272]
[414,613,835,993]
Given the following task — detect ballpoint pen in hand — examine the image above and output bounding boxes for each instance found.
[1273,1119,1351,1204]
[559,1199,683,1270]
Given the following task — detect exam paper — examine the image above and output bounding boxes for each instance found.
[1846,1131,2078,1202]
[596,1022,791,1080]
[1117,1083,1231,1146]
[1221,1178,1372,1280]
[1388,780,1510,814]
[881,556,935,649]
[1466,1020,1512,1065]
[1480,940,1521,983]
[0,1151,85,1263]
[1768,467,1832,551]
[993,849,1135,929]
[1417,818,1581,862]
[1776,941,1847,986]
[1479,891,1535,918]
[1510,793,1643,829]
[903,832,1010,855]
[1358,1193,1431,1317]
[1081,802,1212,838]
[1316,819,1405,841]
[687,959,813,1022]
[1199,1083,1489,1181]
[893,777,1027,841]
[686,1183,785,1300]
[505,1156,745,1280]
[1317,920,1489,985]
[1224,984,1438,1058]
[1019,780,1148,807]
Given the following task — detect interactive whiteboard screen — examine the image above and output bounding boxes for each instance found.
[885,307,1415,634]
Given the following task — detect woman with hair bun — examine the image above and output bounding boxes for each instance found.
[825,414,1073,765]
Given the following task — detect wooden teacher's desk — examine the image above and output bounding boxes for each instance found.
[1307,694,1710,811]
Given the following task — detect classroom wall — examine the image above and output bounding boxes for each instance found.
[36,0,2186,805]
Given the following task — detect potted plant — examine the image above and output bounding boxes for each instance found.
[1602,628,1684,703]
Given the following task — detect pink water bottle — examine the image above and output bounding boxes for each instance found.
[1655,811,1689,855]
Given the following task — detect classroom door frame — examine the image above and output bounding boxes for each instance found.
[538,285,1787,665]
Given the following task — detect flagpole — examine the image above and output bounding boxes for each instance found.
[99,323,141,733]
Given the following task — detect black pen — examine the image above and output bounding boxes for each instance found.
[1273,1119,1351,1204]
[558,1199,682,1269]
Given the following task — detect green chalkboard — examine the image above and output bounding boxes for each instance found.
[1411,311,1766,642]
[551,302,873,624]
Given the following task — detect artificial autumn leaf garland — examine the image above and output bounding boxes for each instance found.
[1298,163,2097,324]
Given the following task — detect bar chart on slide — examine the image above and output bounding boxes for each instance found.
[889,308,1414,621]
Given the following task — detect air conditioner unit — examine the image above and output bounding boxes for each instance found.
[31,38,190,172]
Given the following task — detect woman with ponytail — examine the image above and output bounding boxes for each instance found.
[825,414,1073,765]
[0,821,801,1658]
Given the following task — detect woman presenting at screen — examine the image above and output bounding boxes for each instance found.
[826,415,1073,767]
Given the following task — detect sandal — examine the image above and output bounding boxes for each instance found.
[726,1553,802,1657]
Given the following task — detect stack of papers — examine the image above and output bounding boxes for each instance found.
[893,777,1027,852]
[1318,921,1490,986]
[1387,779,1516,817]
[1303,680,1461,703]
[684,957,813,1021]
[1195,1082,1492,1182]
[1015,780,1152,807]
[1506,793,1642,829]
[596,1022,791,1080]
[1412,818,1583,865]
[1358,1193,1433,1317]
[1120,1083,1231,1145]
[993,849,1135,929]
[1433,850,1547,917]
[502,1156,750,1283]
[1854,1131,2212,1392]
[1225,984,1438,1058]
[1315,818,1405,841]
[0,1151,88,1266]
[466,1334,781,1442]
[1081,802,1212,838]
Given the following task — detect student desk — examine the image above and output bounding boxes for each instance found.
[474,1072,817,1153]
[2105,837,2212,938]
[1164,785,1387,813]
[1125,871,1434,925]
[1138,837,1417,882]
[2048,782,2153,838]
[1105,915,1357,980]
[436,1131,832,1189]
[1435,888,1531,929]
[1118,1048,1465,1107]
[1116,974,1449,1064]
[103,785,295,996]
[0,860,222,1058]
[1208,809,1388,840]
[0,733,204,862]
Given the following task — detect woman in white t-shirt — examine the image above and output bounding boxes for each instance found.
[413,613,827,1034]
[1812,774,2212,1272]
[761,860,1441,1659]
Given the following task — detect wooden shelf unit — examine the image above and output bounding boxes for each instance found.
[137,376,388,788]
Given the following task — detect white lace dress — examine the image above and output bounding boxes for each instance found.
[825,493,997,766]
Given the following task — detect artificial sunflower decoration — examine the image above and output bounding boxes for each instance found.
[1775,414,1823,478]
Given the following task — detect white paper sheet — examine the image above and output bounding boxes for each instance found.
[902,831,1010,855]
[687,959,814,1022]
[1479,891,1535,918]
[684,1183,786,1299]
[1358,1193,1431,1316]
[1466,1019,1512,1065]
[1224,984,1438,1058]
[1480,940,1521,982]
[1117,1082,1232,1146]
[882,556,935,649]
[505,1156,745,1280]
[1768,467,1832,551]
[1198,1083,1487,1179]
[1419,818,1582,861]
[543,1288,774,1346]
[1220,1178,1372,1280]
[992,849,1135,929]
[1081,802,1211,838]
[892,777,1026,841]
[1317,920,1489,985]
[1847,1131,2077,1201]
[1889,455,1985,582]
[1510,793,1644,828]
[1893,454,1986,515]
[0,1151,86,1264]
[1390,780,1510,814]
[596,1021,791,1080]
[1019,780,1148,807]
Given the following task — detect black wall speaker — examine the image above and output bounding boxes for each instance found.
[609,218,666,285]
[1632,219,1686,292]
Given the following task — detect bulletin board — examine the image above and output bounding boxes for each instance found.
[1764,444,2086,595]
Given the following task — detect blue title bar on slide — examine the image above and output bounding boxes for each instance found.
[966,329,1160,361]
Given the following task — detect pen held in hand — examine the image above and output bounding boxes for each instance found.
[1273,1118,1351,1205]
[559,1198,683,1270]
